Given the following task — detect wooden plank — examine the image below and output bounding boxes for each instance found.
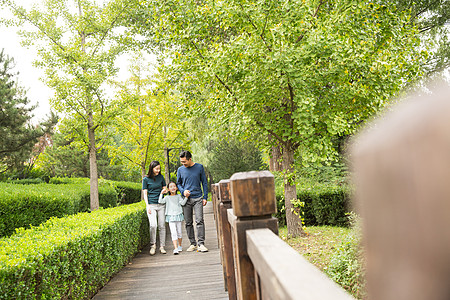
[214,183,227,290]
[227,208,237,228]
[246,228,354,300]
[219,180,231,203]
[93,203,229,300]
[231,218,278,300]
[218,180,237,300]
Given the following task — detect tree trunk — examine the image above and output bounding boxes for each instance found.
[270,144,283,172]
[281,143,304,237]
[164,145,170,184]
[88,115,99,211]
[141,162,146,201]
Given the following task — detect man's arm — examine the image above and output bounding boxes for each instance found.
[176,169,185,196]
[201,165,208,201]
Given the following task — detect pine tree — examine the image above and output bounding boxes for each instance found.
[0,49,55,175]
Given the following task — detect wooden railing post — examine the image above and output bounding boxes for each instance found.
[352,84,450,300]
[211,183,221,249]
[228,171,278,300]
[218,179,237,300]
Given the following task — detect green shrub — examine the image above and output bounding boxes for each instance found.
[103,180,142,205]
[274,176,351,227]
[0,201,149,299]
[77,183,118,213]
[306,185,350,226]
[49,177,90,184]
[0,183,118,237]
[325,213,366,299]
[6,178,45,185]
[49,177,141,205]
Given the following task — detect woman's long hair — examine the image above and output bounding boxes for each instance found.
[146,161,160,180]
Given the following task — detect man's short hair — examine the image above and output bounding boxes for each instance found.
[179,150,192,160]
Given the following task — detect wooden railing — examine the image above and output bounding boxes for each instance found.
[211,171,354,300]
[212,85,450,300]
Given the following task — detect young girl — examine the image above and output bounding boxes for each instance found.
[159,181,187,255]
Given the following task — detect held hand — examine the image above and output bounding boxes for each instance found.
[148,208,152,214]
[184,190,191,197]
[202,199,207,206]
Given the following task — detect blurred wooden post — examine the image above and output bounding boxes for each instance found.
[351,84,450,300]
[218,180,237,300]
[228,171,278,300]
[211,184,221,249]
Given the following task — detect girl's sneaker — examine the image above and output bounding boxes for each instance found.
[177,246,183,252]
[173,248,179,255]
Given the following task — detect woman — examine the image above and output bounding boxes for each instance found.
[142,160,167,255]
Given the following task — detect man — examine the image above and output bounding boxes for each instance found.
[176,150,209,252]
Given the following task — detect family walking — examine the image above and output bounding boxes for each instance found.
[142,151,209,255]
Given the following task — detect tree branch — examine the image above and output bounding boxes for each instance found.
[238,2,272,52]
[90,2,131,57]
[6,2,79,65]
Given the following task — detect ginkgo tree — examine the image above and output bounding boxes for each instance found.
[107,57,188,183]
[2,0,132,210]
[131,0,426,236]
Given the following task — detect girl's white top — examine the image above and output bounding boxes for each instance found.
[158,194,187,216]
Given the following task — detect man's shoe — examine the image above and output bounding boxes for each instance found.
[198,244,208,252]
[186,244,198,252]
[149,245,156,255]
[177,246,183,252]
[173,248,179,255]
[160,247,167,254]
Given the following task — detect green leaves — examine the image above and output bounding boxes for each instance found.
[134,0,424,165]
[0,201,149,299]
[0,182,118,237]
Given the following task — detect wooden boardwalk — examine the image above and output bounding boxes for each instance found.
[93,202,229,300]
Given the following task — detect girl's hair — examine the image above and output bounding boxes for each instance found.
[168,181,178,195]
[146,161,160,180]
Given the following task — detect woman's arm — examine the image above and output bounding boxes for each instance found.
[143,189,151,214]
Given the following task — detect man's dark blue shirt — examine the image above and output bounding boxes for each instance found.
[176,163,208,200]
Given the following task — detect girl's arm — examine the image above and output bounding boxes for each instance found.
[179,194,187,206]
[158,192,166,204]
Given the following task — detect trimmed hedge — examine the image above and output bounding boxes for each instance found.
[0,183,118,237]
[109,181,142,205]
[6,178,45,185]
[0,201,149,299]
[49,177,90,184]
[49,177,142,204]
[275,179,352,227]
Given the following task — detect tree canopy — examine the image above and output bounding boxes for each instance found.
[3,0,132,209]
[386,0,450,76]
[131,0,426,236]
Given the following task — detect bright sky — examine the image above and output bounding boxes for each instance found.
[0,2,53,123]
[0,2,154,124]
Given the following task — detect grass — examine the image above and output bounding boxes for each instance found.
[278,225,352,272]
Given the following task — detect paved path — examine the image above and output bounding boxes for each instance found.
[93,202,229,300]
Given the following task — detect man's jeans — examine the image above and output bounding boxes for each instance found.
[183,197,205,246]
